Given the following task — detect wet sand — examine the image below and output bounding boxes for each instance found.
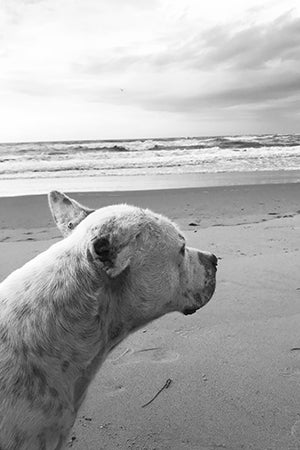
[1,182,300,449]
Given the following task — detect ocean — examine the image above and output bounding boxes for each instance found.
[0,134,300,196]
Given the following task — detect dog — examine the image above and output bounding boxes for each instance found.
[0,191,217,449]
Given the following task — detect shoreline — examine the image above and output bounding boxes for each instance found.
[0,169,300,198]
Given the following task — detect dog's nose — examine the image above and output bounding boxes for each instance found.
[209,253,218,267]
[205,253,218,270]
[197,250,218,271]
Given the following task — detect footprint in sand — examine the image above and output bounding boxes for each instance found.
[291,419,300,447]
[279,367,300,377]
[110,347,179,365]
[279,349,300,377]
[174,326,199,338]
[101,382,125,396]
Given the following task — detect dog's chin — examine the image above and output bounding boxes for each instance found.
[182,307,198,316]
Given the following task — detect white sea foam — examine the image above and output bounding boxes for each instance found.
[0,134,300,195]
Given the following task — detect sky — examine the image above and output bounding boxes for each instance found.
[0,0,300,142]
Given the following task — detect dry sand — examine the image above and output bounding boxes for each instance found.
[1,183,300,450]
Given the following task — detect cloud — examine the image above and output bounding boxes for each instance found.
[73,11,300,79]
[1,0,300,140]
[139,72,300,112]
[197,13,300,70]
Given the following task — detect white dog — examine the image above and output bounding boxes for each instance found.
[0,191,217,449]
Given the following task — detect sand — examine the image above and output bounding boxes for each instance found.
[1,182,300,450]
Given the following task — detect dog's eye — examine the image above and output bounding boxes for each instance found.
[179,243,185,256]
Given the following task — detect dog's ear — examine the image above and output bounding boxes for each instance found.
[91,233,139,278]
[48,190,94,237]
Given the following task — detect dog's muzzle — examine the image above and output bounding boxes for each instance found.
[182,252,218,316]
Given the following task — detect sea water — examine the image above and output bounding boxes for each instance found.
[0,134,300,196]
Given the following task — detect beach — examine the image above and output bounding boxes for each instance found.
[1,181,300,449]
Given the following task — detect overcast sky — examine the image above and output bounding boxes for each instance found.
[1,0,300,142]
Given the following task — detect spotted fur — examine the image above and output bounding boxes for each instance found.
[0,191,217,449]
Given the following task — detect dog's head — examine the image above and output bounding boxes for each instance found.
[49,191,217,324]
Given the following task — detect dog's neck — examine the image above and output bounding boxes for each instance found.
[1,240,104,363]
[0,238,152,413]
